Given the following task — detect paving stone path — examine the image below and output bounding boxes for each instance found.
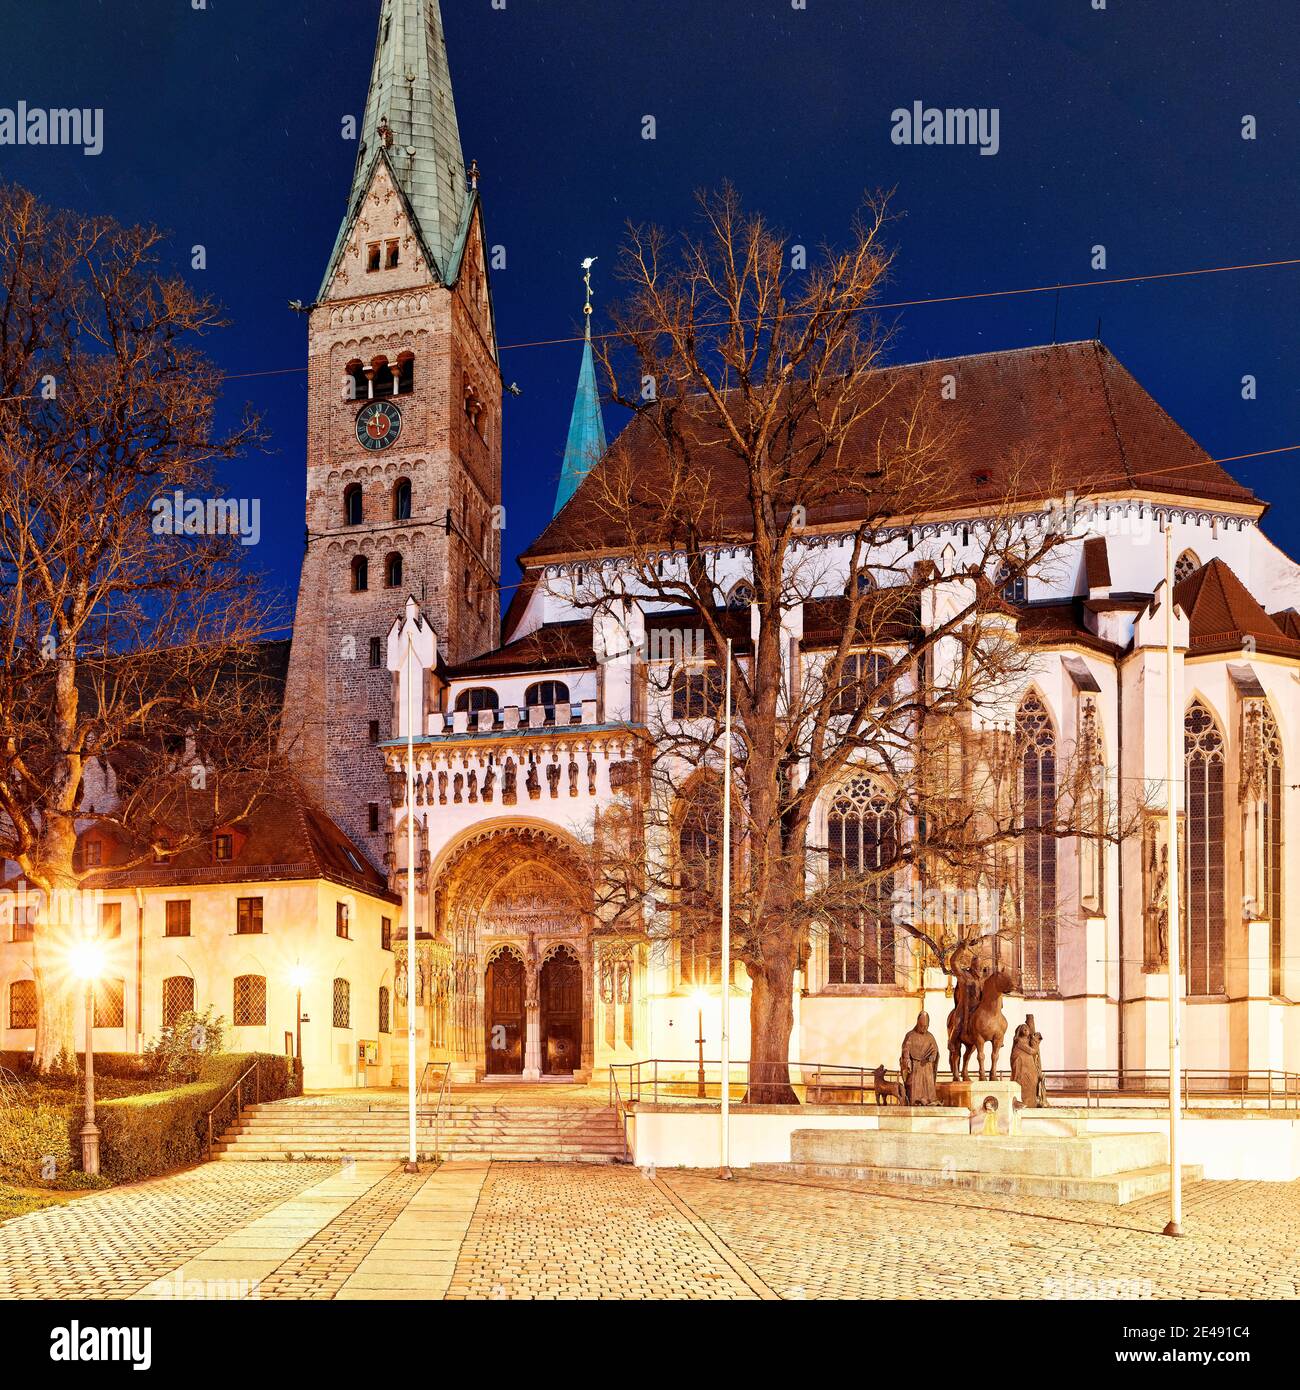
[0,1160,1294,1300]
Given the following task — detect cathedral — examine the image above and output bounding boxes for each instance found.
[4,0,1298,1094]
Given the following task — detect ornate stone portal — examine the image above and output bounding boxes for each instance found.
[436,827,597,1081]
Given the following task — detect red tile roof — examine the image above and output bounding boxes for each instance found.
[1174,558,1300,659]
[445,620,595,678]
[521,342,1257,562]
[83,780,396,901]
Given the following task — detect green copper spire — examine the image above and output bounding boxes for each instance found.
[554,260,607,515]
[320,0,474,298]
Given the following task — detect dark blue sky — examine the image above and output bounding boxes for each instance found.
[3,0,1297,629]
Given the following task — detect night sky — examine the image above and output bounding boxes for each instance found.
[3,0,1297,630]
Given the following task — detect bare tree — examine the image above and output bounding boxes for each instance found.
[0,183,282,1073]
[557,187,1146,1100]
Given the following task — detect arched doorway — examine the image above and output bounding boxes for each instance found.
[484,949,525,1075]
[540,946,582,1076]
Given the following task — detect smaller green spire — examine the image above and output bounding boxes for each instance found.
[554,259,607,516]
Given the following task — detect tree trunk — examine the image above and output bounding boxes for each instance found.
[31,851,83,1075]
[746,945,799,1104]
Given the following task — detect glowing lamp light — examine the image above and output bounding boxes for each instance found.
[288,965,310,991]
[68,940,106,983]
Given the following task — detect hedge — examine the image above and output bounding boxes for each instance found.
[91,1053,300,1184]
[0,1051,155,1080]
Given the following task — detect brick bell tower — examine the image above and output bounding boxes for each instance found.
[282,0,501,863]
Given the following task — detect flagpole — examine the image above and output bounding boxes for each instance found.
[405,633,418,1173]
[720,637,733,1179]
[1163,526,1183,1236]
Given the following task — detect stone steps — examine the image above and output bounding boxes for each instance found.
[753,1160,1204,1205]
[790,1128,1165,1178]
[213,1099,627,1163]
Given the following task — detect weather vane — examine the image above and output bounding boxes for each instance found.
[580,256,597,335]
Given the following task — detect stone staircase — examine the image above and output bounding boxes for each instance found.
[753,1116,1202,1204]
[213,1099,628,1164]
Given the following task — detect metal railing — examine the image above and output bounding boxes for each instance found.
[609,1060,1300,1111]
[204,1057,264,1158]
[1043,1069,1300,1111]
[417,1060,453,1159]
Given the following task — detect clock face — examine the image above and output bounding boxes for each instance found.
[356,400,403,451]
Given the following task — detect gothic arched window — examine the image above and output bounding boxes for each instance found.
[1184,700,1226,995]
[8,979,35,1029]
[344,483,363,526]
[392,477,411,521]
[678,787,722,986]
[1252,705,1284,994]
[1016,693,1058,992]
[378,985,390,1035]
[162,975,194,1026]
[333,978,351,1030]
[826,775,898,986]
[351,555,368,592]
[1174,549,1201,583]
[726,581,754,612]
[998,564,1027,604]
[233,975,266,1027]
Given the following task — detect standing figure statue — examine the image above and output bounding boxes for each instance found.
[899,1011,941,1106]
[1009,1013,1047,1107]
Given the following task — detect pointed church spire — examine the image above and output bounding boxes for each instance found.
[320,0,474,297]
[554,259,608,516]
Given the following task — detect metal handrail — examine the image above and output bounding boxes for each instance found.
[608,1060,1300,1111]
[608,1067,632,1160]
[416,1060,452,1158]
[204,1057,262,1158]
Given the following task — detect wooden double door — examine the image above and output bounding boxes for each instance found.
[540,949,581,1076]
[483,948,584,1077]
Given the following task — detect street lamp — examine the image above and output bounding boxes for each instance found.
[289,965,309,1087]
[691,987,708,1099]
[68,939,106,1177]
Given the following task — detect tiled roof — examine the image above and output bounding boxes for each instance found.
[319,0,473,296]
[1174,558,1300,659]
[1016,600,1123,657]
[521,342,1258,562]
[83,780,396,901]
[445,620,595,678]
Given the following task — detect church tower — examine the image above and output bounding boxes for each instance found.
[282,0,501,863]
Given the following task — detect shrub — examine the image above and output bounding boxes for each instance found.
[144,1008,227,1081]
[95,1052,299,1184]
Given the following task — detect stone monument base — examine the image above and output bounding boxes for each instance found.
[936,1078,1022,1132]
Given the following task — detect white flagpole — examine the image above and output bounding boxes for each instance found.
[1164,526,1183,1236]
[720,637,733,1178]
[405,633,419,1173]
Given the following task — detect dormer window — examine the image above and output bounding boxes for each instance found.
[367,242,381,272]
[214,832,233,862]
[454,686,499,714]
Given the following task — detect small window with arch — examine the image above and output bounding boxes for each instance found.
[384,552,403,588]
[454,686,499,714]
[344,483,364,526]
[396,354,414,395]
[351,555,369,592]
[726,581,755,612]
[997,564,1027,604]
[1174,549,1201,583]
[524,681,570,712]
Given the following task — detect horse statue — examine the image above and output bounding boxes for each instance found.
[946,969,1015,1081]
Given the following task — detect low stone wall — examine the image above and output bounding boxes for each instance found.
[627,1102,1300,1180]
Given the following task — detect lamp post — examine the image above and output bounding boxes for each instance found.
[403,630,418,1173]
[719,636,733,1177]
[691,988,709,1099]
[69,940,105,1177]
[289,965,308,1087]
[1163,526,1184,1237]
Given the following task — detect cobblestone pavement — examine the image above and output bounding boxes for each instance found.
[0,1161,1294,1300]
[660,1171,1300,1301]
[0,1162,337,1299]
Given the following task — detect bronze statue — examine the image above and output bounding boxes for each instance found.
[1009,1013,1047,1106]
[946,948,984,1077]
[946,969,1015,1081]
[899,1011,940,1105]
[872,1064,905,1106]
